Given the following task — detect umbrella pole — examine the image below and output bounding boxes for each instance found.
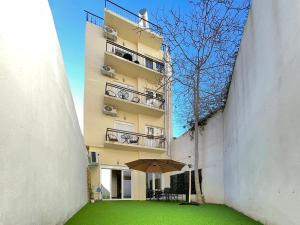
[188,164,191,203]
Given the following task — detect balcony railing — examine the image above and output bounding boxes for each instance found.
[104,0,162,35]
[106,40,164,73]
[105,83,165,110]
[84,10,104,27]
[106,128,166,149]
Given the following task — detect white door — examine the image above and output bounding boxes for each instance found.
[101,169,112,199]
[115,121,134,144]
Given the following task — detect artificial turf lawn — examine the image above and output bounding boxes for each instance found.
[65,201,262,225]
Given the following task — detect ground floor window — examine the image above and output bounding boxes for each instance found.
[146,173,163,190]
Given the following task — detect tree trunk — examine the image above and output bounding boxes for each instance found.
[193,77,203,203]
[193,115,203,203]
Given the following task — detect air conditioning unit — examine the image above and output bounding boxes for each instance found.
[103,104,117,116]
[88,151,99,166]
[101,65,115,78]
[103,25,117,41]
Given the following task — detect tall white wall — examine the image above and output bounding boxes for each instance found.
[172,1,300,224]
[0,1,88,225]
[172,112,224,204]
[223,1,300,224]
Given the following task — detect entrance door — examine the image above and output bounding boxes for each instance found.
[111,170,122,199]
[101,167,132,200]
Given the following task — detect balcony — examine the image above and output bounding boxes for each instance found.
[104,82,164,117]
[104,0,163,50]
[104,128,166,153]
[84,10,104,27]
[105,41,164,82]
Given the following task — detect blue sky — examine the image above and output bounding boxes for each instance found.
[48,0,189,137]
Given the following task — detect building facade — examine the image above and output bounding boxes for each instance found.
[84,2,172,200]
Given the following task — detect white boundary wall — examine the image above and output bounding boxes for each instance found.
[223,1,300,224]
[0,1,88,225]
[172,1,300,224]
[171,112,224,204]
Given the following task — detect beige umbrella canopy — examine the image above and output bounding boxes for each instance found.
[125,159,185,173]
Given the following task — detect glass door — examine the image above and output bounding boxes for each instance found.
[122,170,132,199]
[145,126,155,147]
[145,126,165,148]
[101,168,132,200]
[101,168,112,199]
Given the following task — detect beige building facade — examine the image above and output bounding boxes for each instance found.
[84,4,172,200]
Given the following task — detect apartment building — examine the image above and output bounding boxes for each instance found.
[84,0,172,200]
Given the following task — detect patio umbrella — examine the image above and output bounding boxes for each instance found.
[125,159,185,173]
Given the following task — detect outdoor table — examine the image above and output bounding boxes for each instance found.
[121,133,131,143]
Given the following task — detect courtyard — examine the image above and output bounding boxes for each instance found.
[65,201,262,225]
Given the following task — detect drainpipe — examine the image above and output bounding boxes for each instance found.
[164,46,172,157]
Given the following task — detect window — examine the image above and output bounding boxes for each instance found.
[91,152,97,163]
[156,62,164,73]
[89,151,98,164]
[145,126,165,148]
[146,58,153,69]
[146,127,154,136]
[155,173,162,189]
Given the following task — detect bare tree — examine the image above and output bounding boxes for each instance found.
[155,0,250,203]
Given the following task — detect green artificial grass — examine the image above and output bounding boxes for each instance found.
[65,201,262,225]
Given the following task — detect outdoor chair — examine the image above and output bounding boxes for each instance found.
[129,136,139,144]
[107,134,118,142]
[170,187,179,201]
[117,90,129,100]
[131,96,140,103]
[146,189,154,200]
[164,188,171,200]
[105,90,116,97]
[114,49,124,57]
[155,190,163,200]
[147,134,154,139]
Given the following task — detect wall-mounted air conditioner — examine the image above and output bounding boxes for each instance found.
[103,25,117,41]
[88,151,99,166]
[103,104,117,116]
[101,65,115,78]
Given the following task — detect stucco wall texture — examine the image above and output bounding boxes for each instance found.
[171,112,224,204]
[0,1,88,225]
[172,0,300,224]
[223,1,300,224]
